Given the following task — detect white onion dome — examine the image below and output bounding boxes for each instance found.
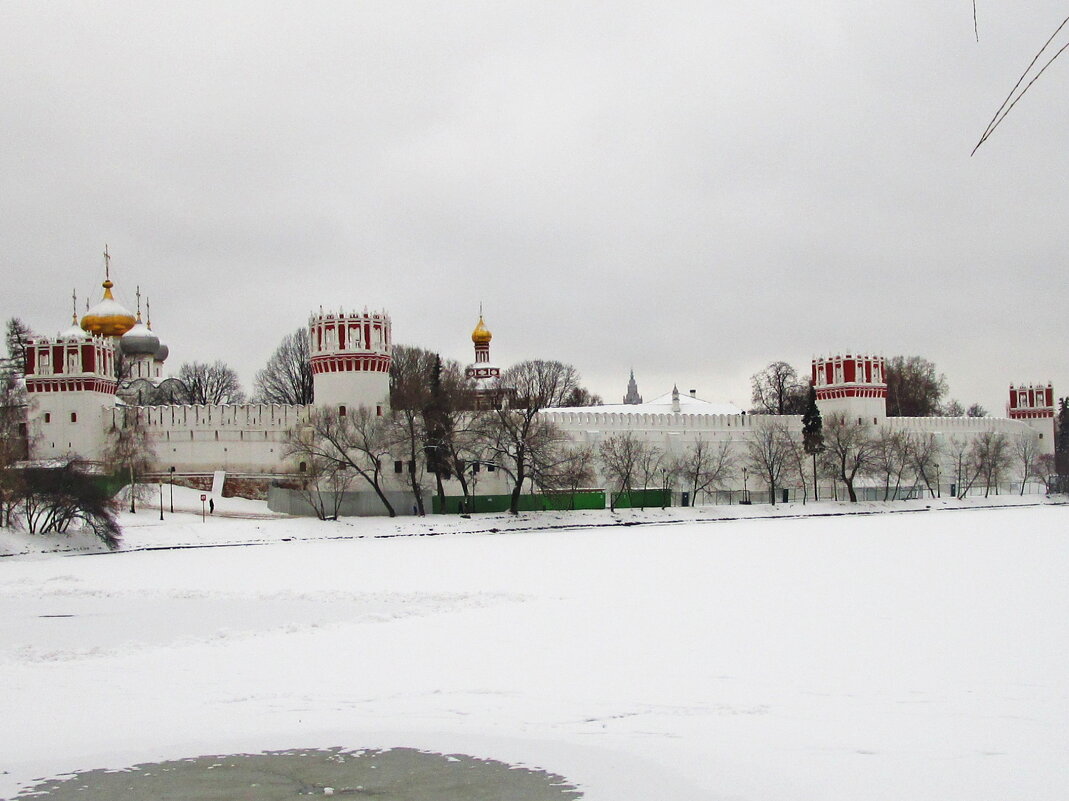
[120,318,161,356]
[81,279,137,337]
[154,342,169,362]
[60,313,89,340]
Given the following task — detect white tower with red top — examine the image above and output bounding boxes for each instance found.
[309,308,392,415]
[811,353,887,425]
[1007,383,1055,449]
[25,329,117,460]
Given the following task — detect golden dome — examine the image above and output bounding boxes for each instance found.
[81,279,137,338]
[471,315,492,345]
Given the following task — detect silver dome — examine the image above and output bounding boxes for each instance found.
[120,321,161,356]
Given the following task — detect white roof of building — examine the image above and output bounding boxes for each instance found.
[551,389,743,416]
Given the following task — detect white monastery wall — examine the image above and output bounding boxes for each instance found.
[107,403,310,473]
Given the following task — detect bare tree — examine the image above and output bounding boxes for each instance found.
[562,386,604,407]
[423,356,480,512]
[253,328,313,405]
[482,360,580,514]
[781,429,809,504]
[1013,431,1043,495]
[971,431,1012,498]
[872,429,911,500]
[674,436,736,506]
[820,412,877,503]
[885,356,947,417]
[102,408,156,514]
[176,361,246,404]
[636,440,669,509]
[904,432,943,498]
[0,372,30,526]
[1036,453,1058,493]
[746,418,793,505]
[16,461,121,549]
[530,442,597,508]
[284,405,398,517]
[947,436,980,498]
[297,455,354,520]
[750,361,807,415]
[598,431,644,511]
[973,13,1069,154]
[389,345,439,515]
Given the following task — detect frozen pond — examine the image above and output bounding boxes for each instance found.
[14,746,582,800]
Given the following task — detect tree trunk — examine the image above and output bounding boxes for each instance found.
[368,478,396,517]
[434,469,446,512]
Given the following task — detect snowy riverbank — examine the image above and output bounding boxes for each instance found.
[2,496,1068,799]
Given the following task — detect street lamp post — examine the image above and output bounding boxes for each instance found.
[159,481,164,521]
[169,466,175,513]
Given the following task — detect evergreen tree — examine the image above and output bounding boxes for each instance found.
[801,383,824,500]
[1057,397,1069,476]
[3,318,36,377]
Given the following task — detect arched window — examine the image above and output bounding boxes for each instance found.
[339,405,347,417]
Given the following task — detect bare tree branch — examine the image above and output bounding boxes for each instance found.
[973,14,1069,154]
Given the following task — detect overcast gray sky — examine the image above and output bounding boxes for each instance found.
[2,1,1066,413]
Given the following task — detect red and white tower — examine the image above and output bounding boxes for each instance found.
[309,308,392,414]
[811,353,887,424]
[25,330,118,459]
[1008,383,1055,451]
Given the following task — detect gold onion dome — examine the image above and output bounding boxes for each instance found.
[471,315,492,345]
[81,279,136,338]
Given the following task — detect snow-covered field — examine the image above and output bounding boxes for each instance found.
[2,492,1067,800]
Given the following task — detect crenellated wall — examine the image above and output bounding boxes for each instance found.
[106,403,311,473]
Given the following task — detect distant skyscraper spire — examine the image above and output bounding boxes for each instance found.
[623,369,643,405]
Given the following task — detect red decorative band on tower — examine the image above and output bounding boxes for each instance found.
[1008,408,1055,419]
[814,386,887,401]
[26,377,117,394]
[310,354,392,374]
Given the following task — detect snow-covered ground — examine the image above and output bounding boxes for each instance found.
[2,493,1067,799]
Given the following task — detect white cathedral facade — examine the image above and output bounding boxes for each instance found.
[22,258,1057,511]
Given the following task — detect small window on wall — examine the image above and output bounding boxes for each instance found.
[394,460,403,474]
[70,412,77,423]
[339,405,347,417]
[487,464,495,472]
[376,405,383,417]
[299,462,307,472]
[44,413,51,423]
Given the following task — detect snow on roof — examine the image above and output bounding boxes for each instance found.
[550,389,744,416]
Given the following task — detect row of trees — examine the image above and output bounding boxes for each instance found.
[750,357,988,418]
[284,349,602,518]
[749,413,1051,504]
